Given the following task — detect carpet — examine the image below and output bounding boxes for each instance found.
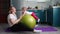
[34,26,58,32]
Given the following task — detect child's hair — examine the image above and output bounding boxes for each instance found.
[21,7,27,10]
[22,7,25,10]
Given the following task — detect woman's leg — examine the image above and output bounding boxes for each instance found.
[9,22,33,32]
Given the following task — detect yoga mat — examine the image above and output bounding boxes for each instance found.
[34,26,58,32]
[5,26,58,32]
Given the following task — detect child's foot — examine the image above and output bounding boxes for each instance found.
[35,25,38,27]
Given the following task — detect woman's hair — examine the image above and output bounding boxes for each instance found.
[9,6,14,13]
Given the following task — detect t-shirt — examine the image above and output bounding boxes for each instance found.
[21,10,39,20]
[25,11,39,20]
[7,14,17,27]
[25,11,32,14]
[21,11,32,15]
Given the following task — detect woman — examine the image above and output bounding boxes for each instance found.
[7,6,33,32]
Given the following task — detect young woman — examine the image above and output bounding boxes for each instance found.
[7,6,33,32]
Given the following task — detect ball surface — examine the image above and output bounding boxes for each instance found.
[21,14,36,29]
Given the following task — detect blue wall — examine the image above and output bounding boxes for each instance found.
[28,10,46,23]
[53,7,60,27]
[47,6,60,27]
[47,8,53,25]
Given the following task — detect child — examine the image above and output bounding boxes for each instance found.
[21,7,40,26]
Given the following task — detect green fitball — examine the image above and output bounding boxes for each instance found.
[21,14,36,29]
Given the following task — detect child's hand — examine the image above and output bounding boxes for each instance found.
[22,11,26,16]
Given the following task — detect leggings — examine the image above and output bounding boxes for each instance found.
[9,22,33,32]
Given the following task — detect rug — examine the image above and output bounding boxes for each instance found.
[34,26,58,32]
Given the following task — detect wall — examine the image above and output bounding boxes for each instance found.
[11,0,50,10]
[37,2,50,10]
[22,1,50,10]
[11,0,60,9]
[11,0,60,19]
[22,1,37,8]
[19,1,50,10]
[0,0,10,23]
[51,0,60,6]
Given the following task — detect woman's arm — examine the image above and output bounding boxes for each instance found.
[9,12,25,25]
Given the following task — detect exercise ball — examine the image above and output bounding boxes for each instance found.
[21,14,36,29]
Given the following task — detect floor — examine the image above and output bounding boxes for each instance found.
[0,23,60,34]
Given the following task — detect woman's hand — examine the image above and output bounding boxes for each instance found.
[20,11,25,18]
[19,11,26,21]
[22,11,26,16]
